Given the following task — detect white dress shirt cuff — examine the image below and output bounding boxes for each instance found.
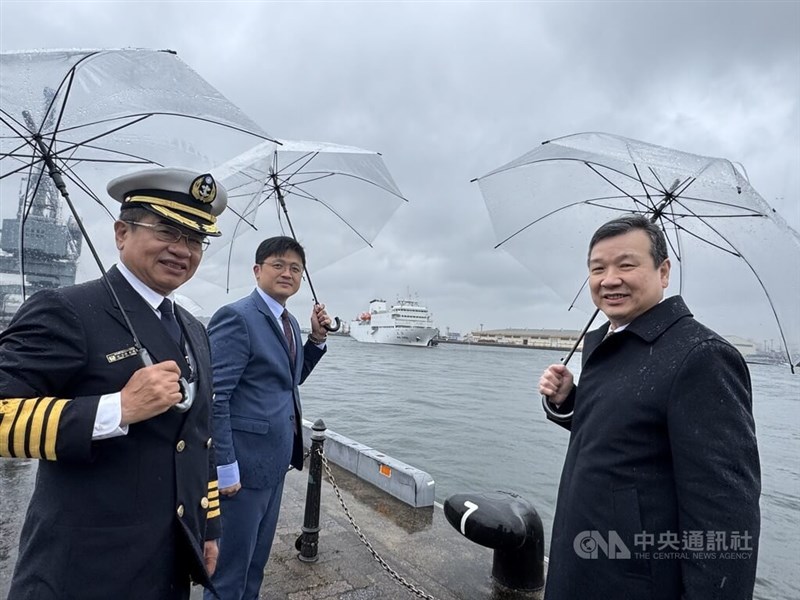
[93,393,129,439]
[217,462,241,489]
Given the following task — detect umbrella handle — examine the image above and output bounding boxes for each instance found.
[139,347,194,412]
[325,316,341,332]
[538,307,599,425]
[172,378,194,413]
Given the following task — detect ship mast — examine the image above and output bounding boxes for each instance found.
[0,88,83,327]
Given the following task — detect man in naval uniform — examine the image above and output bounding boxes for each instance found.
[0,167,227,599]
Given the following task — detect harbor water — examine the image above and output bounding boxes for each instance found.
[1,335,797,599]
[300,335,799,600]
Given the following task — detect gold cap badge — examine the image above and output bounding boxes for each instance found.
[190,174,217,204]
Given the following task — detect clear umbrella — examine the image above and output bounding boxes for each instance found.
[474,132,800,373]
[199,138,408,329]
[1,48,276,289]
[0,47,276,410]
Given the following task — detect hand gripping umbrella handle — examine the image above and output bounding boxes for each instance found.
[139,347,194,413]
[539,307,600,424]
[325,317,341,332]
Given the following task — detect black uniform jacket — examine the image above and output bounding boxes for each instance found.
[544,296,761,600]
[0,266,220,599]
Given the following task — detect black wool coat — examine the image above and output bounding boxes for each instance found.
[544,296,761,600]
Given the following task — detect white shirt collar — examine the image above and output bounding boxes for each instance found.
[608,297,666,334]
[116,261,174,314]
[255,286,286,321]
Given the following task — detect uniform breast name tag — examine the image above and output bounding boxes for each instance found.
[106,346,139,363]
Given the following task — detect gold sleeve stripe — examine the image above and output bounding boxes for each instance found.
[27,399,53,458]
[0,399,21,456]
[208,488,219,500]
[208,480,219,490]
[1,397,67,459]
[208,497,220,508]
[43,399,68,460]
[12,398,38,457]
[207,508,221,519]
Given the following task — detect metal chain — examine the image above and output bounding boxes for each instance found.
[316,447,441,600]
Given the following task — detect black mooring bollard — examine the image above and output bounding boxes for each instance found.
[444,490,545,593]
[295,418,326,563]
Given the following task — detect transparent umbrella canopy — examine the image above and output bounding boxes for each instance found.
[474,132,800,371]
[1,47,276,288]
[198,138,408,328]
[0,48,277,409]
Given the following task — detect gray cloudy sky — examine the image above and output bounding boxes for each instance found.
[1,1,798,338]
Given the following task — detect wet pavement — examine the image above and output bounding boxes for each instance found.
[0,459,35,597]
[2,458,543,600]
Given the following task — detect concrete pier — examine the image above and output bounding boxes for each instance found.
[2,456,542,599]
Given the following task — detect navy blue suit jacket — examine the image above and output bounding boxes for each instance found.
[208,289,325,489]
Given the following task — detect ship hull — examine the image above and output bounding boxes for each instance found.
[349,323,438,347]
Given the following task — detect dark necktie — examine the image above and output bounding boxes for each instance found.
[159,298,182,345]
[281,309,295,362]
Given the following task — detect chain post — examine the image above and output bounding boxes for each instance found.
[296,418,326,562]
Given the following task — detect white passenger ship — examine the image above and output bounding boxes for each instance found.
[349,298,438,347]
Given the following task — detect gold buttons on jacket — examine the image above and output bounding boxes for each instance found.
[200,497,209,509]
[177,504,185,517]
[206,437,212,448]
[176,440,186,452]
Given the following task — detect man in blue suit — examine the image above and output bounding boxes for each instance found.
[205,236,330,600]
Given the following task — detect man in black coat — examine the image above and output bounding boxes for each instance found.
[539,215,760,600]
[0,167,228,599]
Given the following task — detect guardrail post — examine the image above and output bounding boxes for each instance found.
[296,418,326,562]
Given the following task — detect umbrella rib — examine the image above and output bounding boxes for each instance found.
[56,155,117,220]
[55,111,276,142]
[274,150,320,179]
[671,194,768,217]
[235,181,277,231]
[494,199,592,248]
[269,181,374,248]
[271,149,406,199]
[48,64,80,154]
[585,162,665,213]
[653,204,685,294]
[275,150,408,202]
[221,213,256,293]
[655,209,741,257]
[277,172,336,188]
[0,112,47,179]
[283,170,407,201]
[669,198,793,366]
[632,163,655,208]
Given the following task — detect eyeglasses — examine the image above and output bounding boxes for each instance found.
[124,221,210,251]
[261,260,304,276]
